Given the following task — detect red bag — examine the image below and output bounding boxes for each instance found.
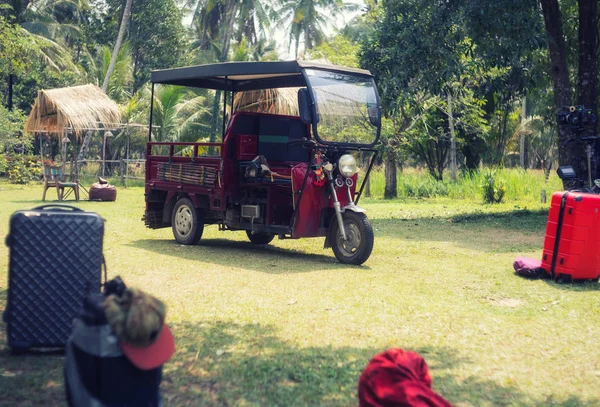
[358,348,453,407]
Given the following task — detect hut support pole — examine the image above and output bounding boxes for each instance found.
[126,131,130,187]
[62,130,67,177]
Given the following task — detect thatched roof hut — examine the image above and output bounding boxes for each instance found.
[24,84,121,138]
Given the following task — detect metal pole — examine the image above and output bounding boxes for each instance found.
[221,77,228,140]
[148,83,155,142]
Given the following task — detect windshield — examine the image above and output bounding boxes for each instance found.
[305,69,380,146]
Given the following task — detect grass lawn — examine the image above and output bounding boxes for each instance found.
[0,181,598,406]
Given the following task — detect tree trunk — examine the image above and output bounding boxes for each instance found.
[578,0,598,181]
[520,96,527,168]
[447,91,457,181]
[384,152,397,199]
[102,0,133,93]
[540,0,579,188]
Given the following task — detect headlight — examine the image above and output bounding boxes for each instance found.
[338,154,358,177]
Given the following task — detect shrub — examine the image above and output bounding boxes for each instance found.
[481,170,506,204]
[5,154,42,184]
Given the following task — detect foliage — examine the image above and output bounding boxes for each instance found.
[0,104,28,153]
[4,154,41,184]
[98,42,134,103]
[0,16,36,78]
[308,34,359,67]
[151,85,210,142]
[277,0,356,57]
[129,0,187,91]
[480,169,506,204]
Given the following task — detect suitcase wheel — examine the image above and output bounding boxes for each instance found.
[556,274,572,284]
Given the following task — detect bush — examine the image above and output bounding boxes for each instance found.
[4,154,42,184]
[481,170,506,204]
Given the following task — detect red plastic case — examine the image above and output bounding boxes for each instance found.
[541,191,600,281]
[235,134,258,160]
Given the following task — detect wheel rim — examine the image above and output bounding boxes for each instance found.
[336,219,361,257]
[175,205,193,238]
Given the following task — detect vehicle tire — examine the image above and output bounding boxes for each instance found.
[246,231,275,245]
[331,211,374,265]
[172,197,204,245]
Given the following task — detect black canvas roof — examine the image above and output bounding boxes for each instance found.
[151,61,373,91]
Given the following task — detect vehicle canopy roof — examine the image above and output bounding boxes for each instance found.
[151,61,373,91]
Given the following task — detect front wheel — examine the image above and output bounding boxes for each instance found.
[246,231,275,245]
[172,197,204,245]
[331,211,374,265]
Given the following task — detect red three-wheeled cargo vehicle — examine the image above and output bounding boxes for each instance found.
[143,61,381,265]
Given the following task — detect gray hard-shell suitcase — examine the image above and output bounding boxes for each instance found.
[3,204,104,350]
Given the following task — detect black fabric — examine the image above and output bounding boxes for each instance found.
[5,207,104,349]
[81,294,108,326]
[257,116,309,162]
[71,343,162,405]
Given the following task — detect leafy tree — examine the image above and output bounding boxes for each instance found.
[129,0,186,91]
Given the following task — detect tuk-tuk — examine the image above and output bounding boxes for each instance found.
[143,61,381,265]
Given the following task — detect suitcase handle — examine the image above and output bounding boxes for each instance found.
[32,204,84,212]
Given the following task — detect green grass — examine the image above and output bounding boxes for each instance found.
[0,179,599,406]
[367,167,563,203]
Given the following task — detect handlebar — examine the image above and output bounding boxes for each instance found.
[288,137,316,146]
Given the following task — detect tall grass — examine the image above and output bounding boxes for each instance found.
[365,167,563,203]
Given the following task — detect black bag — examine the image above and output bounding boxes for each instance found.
[3,204,104,350]
[64,278,163,407]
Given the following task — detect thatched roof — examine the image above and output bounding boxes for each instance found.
[24,84,122,137]
[234,88,300,116]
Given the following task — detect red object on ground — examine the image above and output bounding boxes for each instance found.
[541,191,600,281]
[358,348,453,407]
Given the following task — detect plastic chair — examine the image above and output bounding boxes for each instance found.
[42,164,80,201]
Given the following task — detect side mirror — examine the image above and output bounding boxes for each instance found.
[368,104,381,127]
[557,166,577,180]
[298,88,314,125]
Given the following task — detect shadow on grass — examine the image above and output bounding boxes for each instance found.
[0,319,597,406]
[371,208,548,254]
[128,238,360,273]
[162,320,598,407]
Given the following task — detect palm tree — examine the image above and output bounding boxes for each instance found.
[98,42,134,103]
[2,0,87,71]
[152,85,210,142]
[277,0,356,58]
[102,0,133,93]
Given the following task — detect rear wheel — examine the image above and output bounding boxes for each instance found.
[246,231,275,245]
[172,198,204,245]
[331,211,374,265]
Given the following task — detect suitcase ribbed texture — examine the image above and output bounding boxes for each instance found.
[6,206,104,349]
